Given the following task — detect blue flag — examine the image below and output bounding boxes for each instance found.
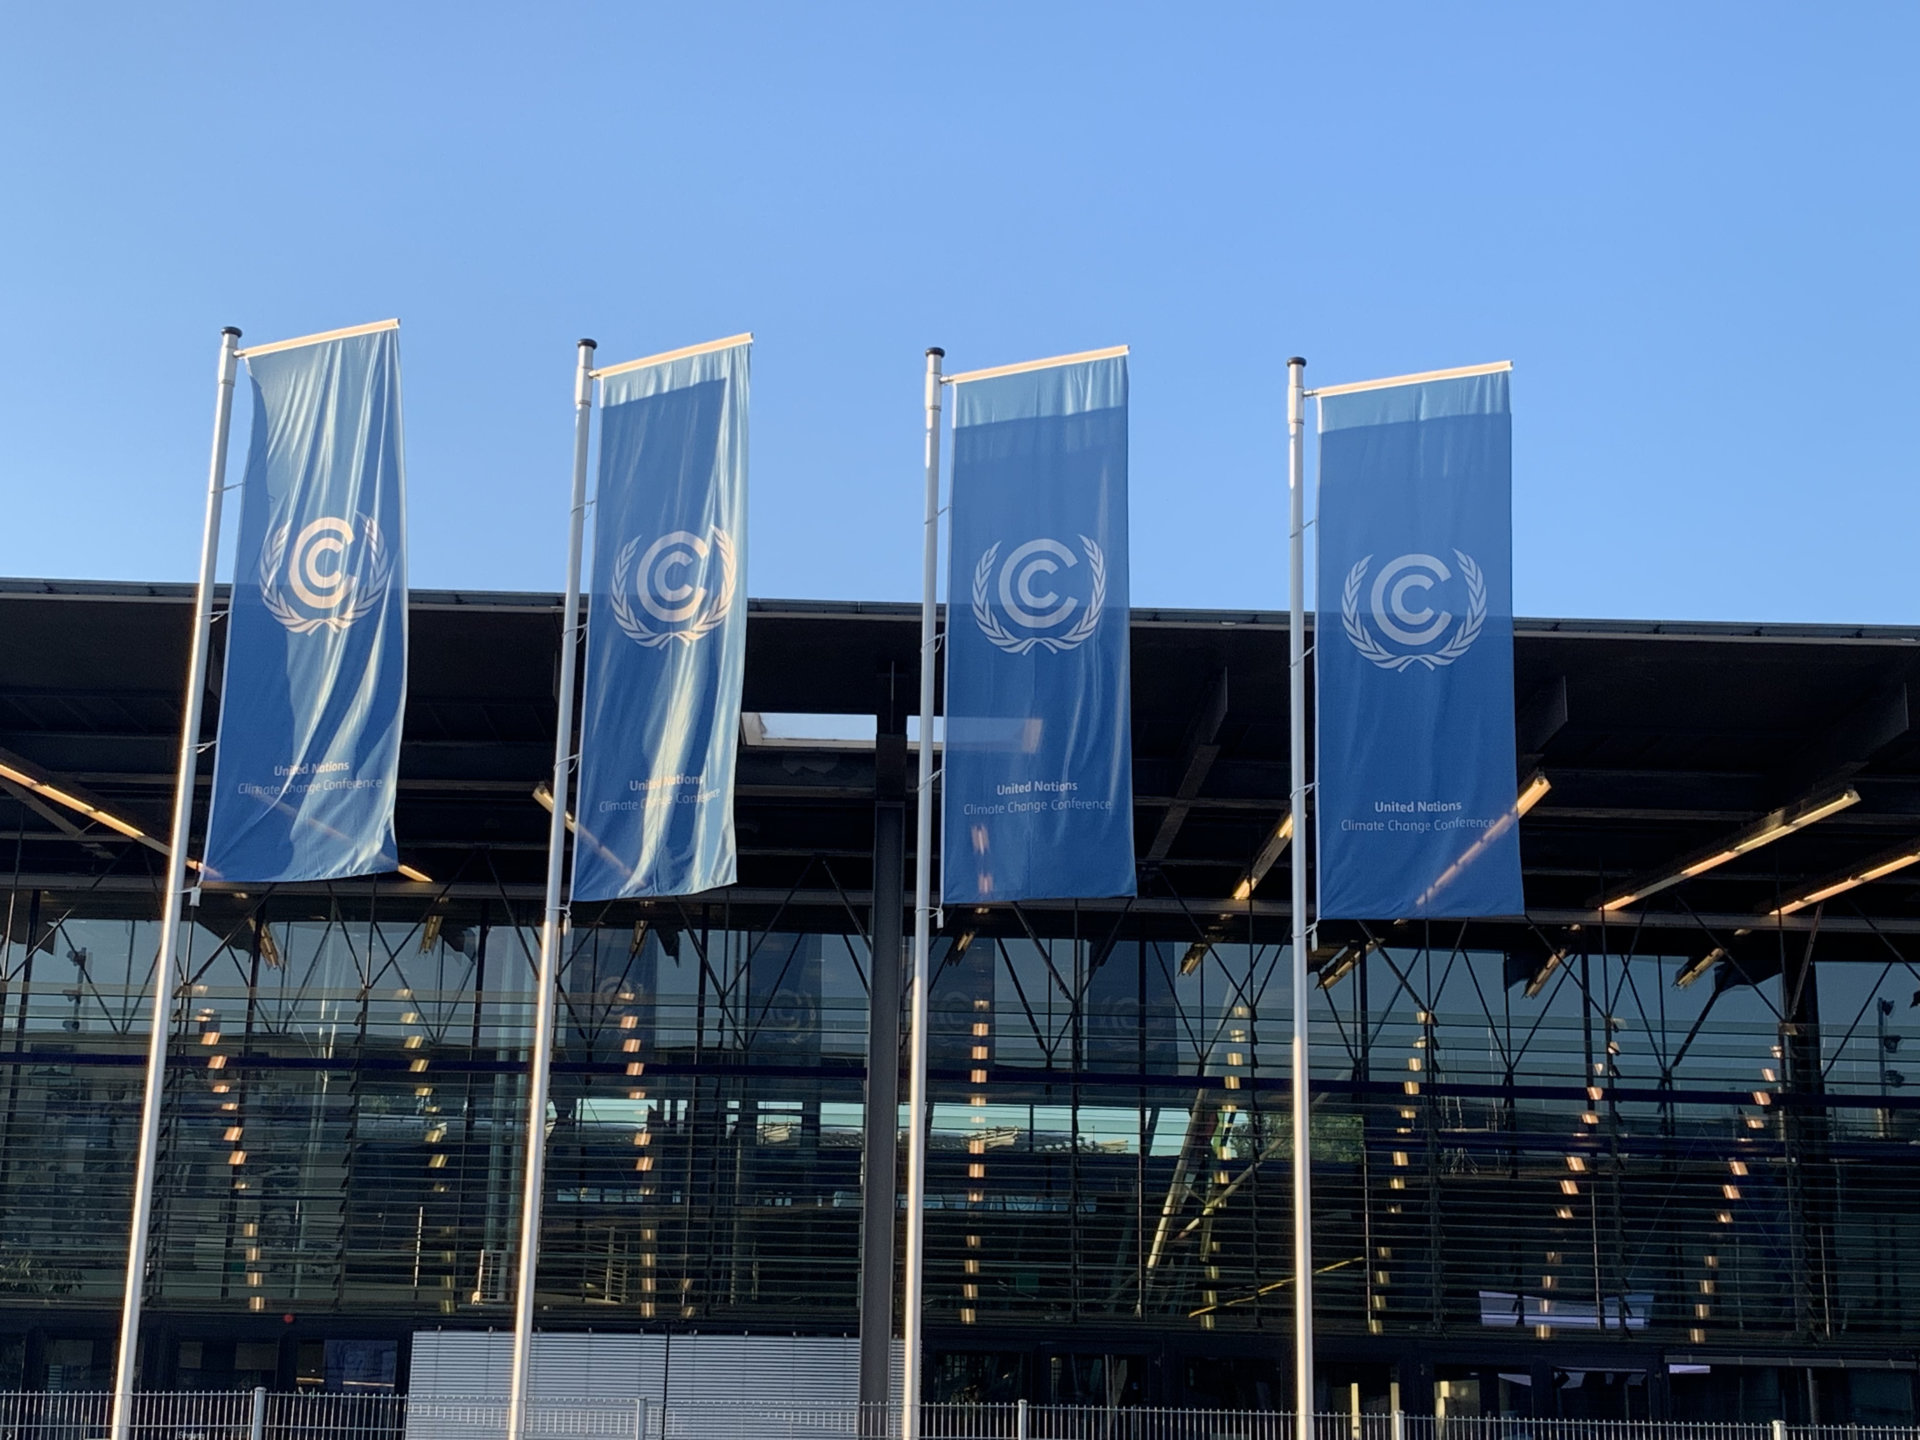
[203,323,408,883]
[1315,367,1523,919]
[942,351,1135,905]
[571,338,749,902]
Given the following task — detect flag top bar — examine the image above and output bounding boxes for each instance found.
[237,318,399,359]
[590,332,753,380]
[1310,359,1511,399]
[943,344,1129,387]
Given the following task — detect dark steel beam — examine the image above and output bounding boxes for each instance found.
[1774,681,1913,799]
[1143,670,1229,866]
[859,681,906,1417]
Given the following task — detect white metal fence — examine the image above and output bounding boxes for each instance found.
[0,1397,1912,1440]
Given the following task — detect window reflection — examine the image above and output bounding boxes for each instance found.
[0,896,1912,1345]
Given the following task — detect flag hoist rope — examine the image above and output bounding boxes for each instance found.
[1286,355,1315,1417]
[505,338,597,1440]
[901,345,943,1440]
[110,326,242,1440]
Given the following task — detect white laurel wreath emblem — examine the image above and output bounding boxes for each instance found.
[971,536,1106,656]
[1341,549,1487,672]
[609,529,737,649]
[259,517,391,635]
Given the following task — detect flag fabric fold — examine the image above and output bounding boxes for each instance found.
[204,324,408,883]
[941,352,1135,905]
[1315,368,1523,919]
[571,339,749,902]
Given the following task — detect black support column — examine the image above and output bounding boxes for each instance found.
[859,669,908,1421]
[1781,929,1834,1341]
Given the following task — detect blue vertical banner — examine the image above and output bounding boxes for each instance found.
[943,349,1135,905]
[204,321,408,883]
[571,336,749,902]
[1315,365,1524,919]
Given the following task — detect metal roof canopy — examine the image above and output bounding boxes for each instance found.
[6,579,1920,958]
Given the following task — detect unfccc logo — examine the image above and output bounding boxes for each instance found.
[609,528,737,648]
[972,536,1106,655]
[1341,550,1486,672]
[260,515,392,635]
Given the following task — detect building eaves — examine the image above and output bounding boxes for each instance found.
[2,576,1916,647]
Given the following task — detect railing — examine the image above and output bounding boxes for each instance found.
[0,1397,1915,1440]
[1396,1424,1920,1440]
[0,1391,259,1440]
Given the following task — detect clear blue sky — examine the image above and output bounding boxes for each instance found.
[2,6,1914,623]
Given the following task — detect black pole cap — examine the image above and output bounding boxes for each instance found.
[222,327,243,338]
[927,347,946,358]
[578,338,598,350]
[1288,356,1307,367]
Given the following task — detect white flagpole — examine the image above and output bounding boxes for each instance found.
[111,325,242,1440]
[901,345,943,1440]
[1287,355,1315,1420]
[507,338,597,1440]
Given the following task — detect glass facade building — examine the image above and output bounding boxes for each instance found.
[2,582,1918,1422]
